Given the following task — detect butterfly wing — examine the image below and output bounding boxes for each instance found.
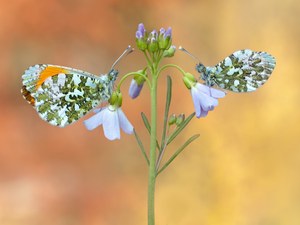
[22,64,114,127]
[210,49,276,92]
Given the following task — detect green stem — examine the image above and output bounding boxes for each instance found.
[148,71,158,225]
[117,72,151,90]
[157,64,186,76]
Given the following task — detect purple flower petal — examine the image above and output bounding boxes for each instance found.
[164,27,172,38]
[136,31,143,39]
[118,108,134,134]
[190,82,225,118]
[198,91,217,111]
[191,86,202,118]
[200,109,209,118]
[195,83,210,95]
[129,79,143,99]
[137,23,145,35]
[159,28,165,35]
[210,88,226,98]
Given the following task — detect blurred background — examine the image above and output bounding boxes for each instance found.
[0,0,299,224]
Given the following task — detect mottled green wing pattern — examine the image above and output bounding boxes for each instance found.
[22,64,117,127]
[208,49,276,92]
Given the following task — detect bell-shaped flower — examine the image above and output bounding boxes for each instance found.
[191,83,226,118]
[128,71,146,99]
[84,92,134,140]
[129,79,144,99]
[183,72,225,118]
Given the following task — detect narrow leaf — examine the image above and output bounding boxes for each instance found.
[167,112,195,145]
[157,134,200,176]
[133,129,150,166]
[141,112,151,133]
[140,112,161,151]
[161,76,172,148]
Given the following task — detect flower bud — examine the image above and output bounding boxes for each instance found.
[176,113,185,126]
[129,70,146,99]
[168,113,177,125]
[158,27,172,50]
[136,23,147,51]
[148,30,158,53]
[183,73,197,89]
[163,45,176,57]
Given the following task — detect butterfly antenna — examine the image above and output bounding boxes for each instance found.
[179,46,201,63]
[111,45,133,69]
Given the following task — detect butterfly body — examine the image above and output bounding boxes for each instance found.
[196,49,276,92]
[21,64,118,127]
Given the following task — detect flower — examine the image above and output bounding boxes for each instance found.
[191,83,226,118]
[128,71,146,99]
[129,79,144,99]
[84,105,134,141]
[84,91,133,140]
[136,23,146,39]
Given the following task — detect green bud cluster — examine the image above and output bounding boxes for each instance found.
[168,113,185,126]
[136,23,175,57]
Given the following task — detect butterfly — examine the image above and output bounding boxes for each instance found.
[21,46,132,127]
[195,49,276,92]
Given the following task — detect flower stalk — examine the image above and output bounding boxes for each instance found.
[148,73,158,225]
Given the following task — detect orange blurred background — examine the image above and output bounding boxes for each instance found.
[1,0,300,224]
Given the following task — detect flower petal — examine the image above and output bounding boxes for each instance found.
[84,109,104,130]
[118,109,134,134]
[197,91,217,111]
[102,108,120,140]
[200,109,209,118]
[210,87,226,98]
[191,87,202,118]
[195,83,210,95]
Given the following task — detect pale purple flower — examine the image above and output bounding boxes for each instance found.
[84,105,134,141]
[164,27,172,39]
[191,83,226,118]
[129,79,144,99]
[136,23,146,39]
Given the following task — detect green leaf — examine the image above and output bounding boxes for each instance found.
[133,129,150,166]
[141,112,161,151]
[157,134,200,176]
[161,76,172,149]
[141,112,151,133]
[167,112,195,145]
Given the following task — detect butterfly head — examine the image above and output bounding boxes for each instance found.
[196,64,215,87]
[107,69,119,82]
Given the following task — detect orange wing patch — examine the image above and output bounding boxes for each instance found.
[36,66,68,89]
[21,85,35,106]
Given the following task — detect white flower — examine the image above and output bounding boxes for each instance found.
[84,105,134,141]
[191,83,226,118]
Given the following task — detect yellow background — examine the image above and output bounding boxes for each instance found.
[0,0,299,224]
